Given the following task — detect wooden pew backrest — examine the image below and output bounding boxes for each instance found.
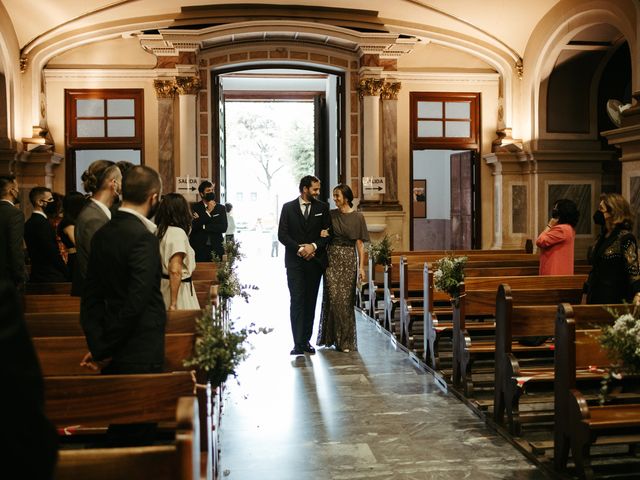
[45,372,196,427]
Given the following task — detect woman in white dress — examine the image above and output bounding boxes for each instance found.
[155,193,200,311]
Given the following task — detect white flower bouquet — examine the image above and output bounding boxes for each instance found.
[433,255,467,299]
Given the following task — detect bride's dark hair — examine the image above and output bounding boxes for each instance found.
[155,193,193,239]
[333,183,354,207]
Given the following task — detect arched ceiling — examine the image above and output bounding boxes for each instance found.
[4,0,564,59]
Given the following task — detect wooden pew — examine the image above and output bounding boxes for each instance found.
[54,396,201,480]
[24,294,81,313]
[34,333,196,376]
[384,252,542,337]
[492,285,625,435]
[554,303,640,478]
[45,371,196,429]
[25,282,72,295]
[451,275,586,395]
[25,309,202,337]
[25,285,212,315]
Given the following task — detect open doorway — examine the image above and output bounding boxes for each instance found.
[212,67,344,258]
[411,149,476,250]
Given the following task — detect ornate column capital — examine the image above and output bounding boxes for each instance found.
[380,81,401,100]
[175,76,202,95]
[154,79,177,99]
[358,78,385,98]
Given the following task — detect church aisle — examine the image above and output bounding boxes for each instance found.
[218,252,547,480]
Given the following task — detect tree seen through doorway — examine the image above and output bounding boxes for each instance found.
[226,102,314,237]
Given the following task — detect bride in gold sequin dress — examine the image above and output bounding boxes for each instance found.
[317,184,369,352]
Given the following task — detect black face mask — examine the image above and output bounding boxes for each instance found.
[204,192,216,202]
[551,208,559,219]
[147,199,160,220]
[43,201,57,216]
[593,210,606,226]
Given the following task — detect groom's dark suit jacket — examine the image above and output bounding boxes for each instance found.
[278,198,331,269]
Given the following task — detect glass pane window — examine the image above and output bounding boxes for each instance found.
[77,99,104,117]
[418,120,443,137]
[417,101,442,118]
[107,119,135,137]
[77,120,105,138]
[107,99,135,117]
[75,149,141,194]
[445,121,470,138]
[445,102,470,119]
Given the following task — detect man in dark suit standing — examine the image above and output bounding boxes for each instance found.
[278,175,331,355]
[72,160,121,296]
[0,175,25,289]
[24,186,67,283]
[190,180,227,262]
[80,165,165,375]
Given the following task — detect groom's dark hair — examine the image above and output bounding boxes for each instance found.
[299,175,320,193]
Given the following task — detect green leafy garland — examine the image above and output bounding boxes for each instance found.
[184,239,268,386]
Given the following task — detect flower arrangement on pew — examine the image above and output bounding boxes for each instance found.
[598,309,640,404]
[367,234,393,266]
[183,311,270,387]
[433,255,467,305]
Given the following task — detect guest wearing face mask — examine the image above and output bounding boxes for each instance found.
[0,175,26,289]
[72,160,122,296]
[535,198,579,275]
[24,187,68,283]
[189,180,227,262]
[582,193,640,305]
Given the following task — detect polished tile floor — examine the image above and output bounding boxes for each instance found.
[218,241,548,479]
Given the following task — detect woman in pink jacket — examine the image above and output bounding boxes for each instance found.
[536,199,579,275]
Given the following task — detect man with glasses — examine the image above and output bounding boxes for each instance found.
[24,186,67,283]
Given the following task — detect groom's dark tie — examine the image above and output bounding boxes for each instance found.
[303,203,310,220]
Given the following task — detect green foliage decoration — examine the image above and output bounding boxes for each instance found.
[433,255,467,299]
[367,234,393,266]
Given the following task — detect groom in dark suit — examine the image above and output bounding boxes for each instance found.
[278,175,331,355]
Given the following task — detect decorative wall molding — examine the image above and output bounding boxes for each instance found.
[380,81,401,100]
[358,78,385,97]
[154,79,177,99]
[175,76,202,95]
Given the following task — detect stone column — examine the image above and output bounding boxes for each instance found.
[380,81,401,205]
[358,78,384,202]
[154,80,176,193]
[176,76,202,179]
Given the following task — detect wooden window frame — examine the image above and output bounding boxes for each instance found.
[65,89,144,190]
[410,92,480,150]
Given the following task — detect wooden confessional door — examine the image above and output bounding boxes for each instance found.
[449,150,473,249]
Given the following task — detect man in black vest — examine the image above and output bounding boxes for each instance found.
[278,175,331,355]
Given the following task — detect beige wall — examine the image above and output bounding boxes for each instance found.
[48,37,157,69]
[397,42,496,72]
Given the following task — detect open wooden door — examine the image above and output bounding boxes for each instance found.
[212,75,226,203]
[313,94,329,202]
[450,150,473,249]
